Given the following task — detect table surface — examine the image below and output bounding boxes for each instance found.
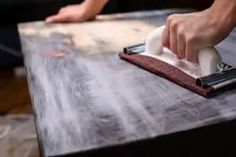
[19,10,236,157]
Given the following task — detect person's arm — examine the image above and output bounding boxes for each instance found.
[46,0,108,23]
[161,0,236,63]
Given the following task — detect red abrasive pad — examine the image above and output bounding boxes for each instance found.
[119,52,214,97]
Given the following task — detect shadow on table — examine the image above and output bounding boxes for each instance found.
[57,119,236,157]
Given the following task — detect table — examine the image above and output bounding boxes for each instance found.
[18,10,236,157]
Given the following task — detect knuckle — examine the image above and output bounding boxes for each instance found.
[168,17,181,31]
[185,34,195,44]
[171,21,179,30]
[166,16,173,23]
[177,26,185,37]
[167,15,176,24]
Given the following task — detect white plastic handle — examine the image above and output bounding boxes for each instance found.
[145,25,223,76]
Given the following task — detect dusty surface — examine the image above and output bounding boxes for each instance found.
[119,52,214,97]
[19,10,236,157]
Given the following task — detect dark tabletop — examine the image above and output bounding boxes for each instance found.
[18,10,236,157]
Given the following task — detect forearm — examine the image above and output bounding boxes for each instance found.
[210,0,236,28]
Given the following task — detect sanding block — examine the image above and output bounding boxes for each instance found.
[119,25,236,97]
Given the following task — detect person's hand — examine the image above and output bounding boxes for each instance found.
[46,0,108,23]
[161,0,236,63]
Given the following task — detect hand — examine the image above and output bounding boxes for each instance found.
[46,0,108,23]
[161,0,236,63]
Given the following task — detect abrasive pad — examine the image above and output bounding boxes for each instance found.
[119,52,214,97]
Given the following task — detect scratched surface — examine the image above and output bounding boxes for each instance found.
[19,10,236,157]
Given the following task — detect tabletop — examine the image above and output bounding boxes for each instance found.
[18,10,236,157]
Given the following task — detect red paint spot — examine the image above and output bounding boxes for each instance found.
[42,49,69,58]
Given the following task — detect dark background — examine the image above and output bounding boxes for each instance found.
[0,0,213,68]
[1,0,213,23]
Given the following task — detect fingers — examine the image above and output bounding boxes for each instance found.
[186,43,198,63]
[161,24,170,48]
[169,24,177,55]
[46,6,70,23]
[177,29,185,59]
[45,3,101,23]
[59,5,76,13]
[163,14,198,63]
[59,8,67,14]
[164,15,179,57]
[46,13,71,23]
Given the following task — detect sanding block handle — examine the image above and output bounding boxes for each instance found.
[145,25,223,76]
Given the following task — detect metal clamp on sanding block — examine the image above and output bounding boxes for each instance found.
[124,43,145,54]
[196,64,236,90]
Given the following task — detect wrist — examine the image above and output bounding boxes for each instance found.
[83,0,108,15]
[84,0,108,9]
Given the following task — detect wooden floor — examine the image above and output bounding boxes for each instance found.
[0,68,32,114]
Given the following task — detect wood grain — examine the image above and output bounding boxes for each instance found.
[18,10,236,157]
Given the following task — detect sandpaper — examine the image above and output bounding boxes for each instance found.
[119,52,215,97]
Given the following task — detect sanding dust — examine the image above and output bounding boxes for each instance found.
[141,48,202,78]
[0,125,11,140]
